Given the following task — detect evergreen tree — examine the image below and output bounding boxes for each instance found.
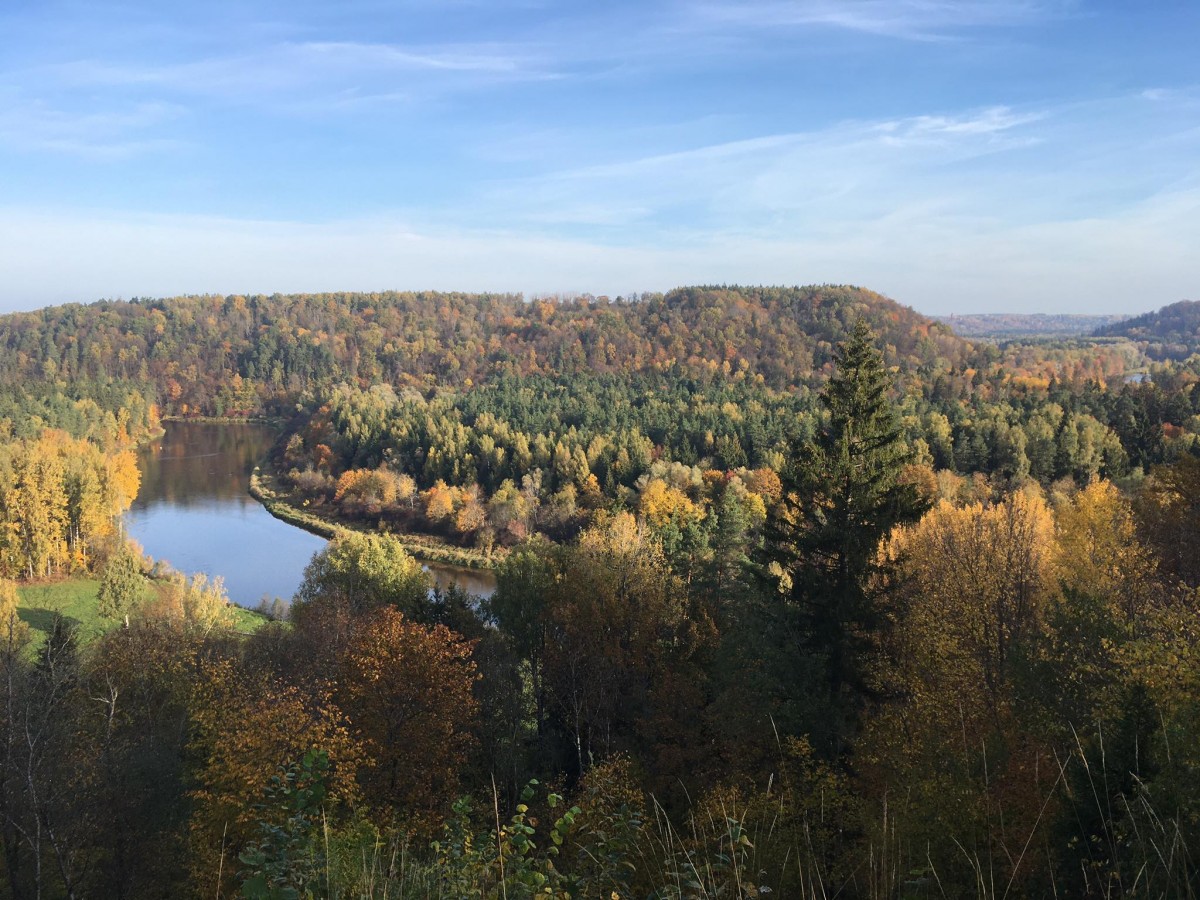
[706,487,752,599]
[1053,408,1077,481]
[97,548,147,626]
[761,319,928,752]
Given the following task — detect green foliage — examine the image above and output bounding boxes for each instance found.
[763,320,929,749]
[0,286,967,417]
[0,380,160,447]
[430,780,581,899]
[293,531,431,620]
[96,546,147,622]
[656,814,757,899]
[7,287,1200,899]
[1137,454,1200,589]
[239,750,332,900]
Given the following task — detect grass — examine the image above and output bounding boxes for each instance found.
[16,578,108,650]
[228,603,268,632]
[16,576,268,654]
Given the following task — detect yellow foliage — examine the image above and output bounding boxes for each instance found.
[638,478,702,527]
[0,578,30,649]
[454,494,487,534]
[334,468,402,508]
[146,571,236,635]
[741,490,767,528]
[1054,479,1156,620]
[743,467,783,505]
[188,661,365,893]
[0,429,139,578]
[337,608,479,829]
[107,448,141,508]
[885,487,1058,708]
[422,479,458,521]
[863,489,1062,862]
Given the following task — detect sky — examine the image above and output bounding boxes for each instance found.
[0,1,1197,315]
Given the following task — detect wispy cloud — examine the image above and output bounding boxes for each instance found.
[479,106,1045,229]
[687,0,1067,41]
[1,182,1195,314]
[0,36,558,159]
[36,40,554,103]
[0,95,185,158]
[303,41,532,74]
[1139,85,1200,106]
[875,107,1044,141]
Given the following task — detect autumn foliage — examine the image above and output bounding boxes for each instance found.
[0,429,140,578]
[4,299,1200,897]
[337,608,479,829]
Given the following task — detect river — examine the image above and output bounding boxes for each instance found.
[125,421,496,608]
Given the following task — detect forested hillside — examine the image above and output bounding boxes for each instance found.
[3,288,1200,897]
[1095,299,1200,359]
[6,286,1192,563]
[0,285,967,416]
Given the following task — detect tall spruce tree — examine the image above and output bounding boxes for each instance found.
[762,318,928,751]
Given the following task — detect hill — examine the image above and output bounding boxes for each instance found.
[0,285,972,416]
[1094,299,1200,359]
[936,313,1128,339]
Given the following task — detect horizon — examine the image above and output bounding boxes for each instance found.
[1,1,1197,315]
[0,283,1181,322]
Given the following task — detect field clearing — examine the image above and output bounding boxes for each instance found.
[16,576,267,653]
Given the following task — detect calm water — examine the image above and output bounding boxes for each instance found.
[127,422,496,608]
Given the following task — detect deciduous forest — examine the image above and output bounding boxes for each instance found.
[2,285,1200,898]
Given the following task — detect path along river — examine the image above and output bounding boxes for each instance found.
[125,421,496,608]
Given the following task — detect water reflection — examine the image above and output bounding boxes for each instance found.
[426,565,498,600]
[135,423,278,507]
[127,421,496,608]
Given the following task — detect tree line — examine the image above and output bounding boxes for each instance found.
[0,382,156,581]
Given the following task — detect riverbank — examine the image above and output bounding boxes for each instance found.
[249,467,503,571]
[162,414,284,426]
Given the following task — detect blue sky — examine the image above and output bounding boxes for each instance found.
[0,1,1197,314]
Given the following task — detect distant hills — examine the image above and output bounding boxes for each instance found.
[1093,299,1200,359]
[936,313,1128,339]
[0,285,972,416]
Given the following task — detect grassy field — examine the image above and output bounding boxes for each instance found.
[16,578,108,650]
[16,577,267,653]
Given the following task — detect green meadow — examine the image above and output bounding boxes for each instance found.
[16,577,267,654]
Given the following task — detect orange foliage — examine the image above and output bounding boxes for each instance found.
[188,660,365,892]
[337,608,479,830]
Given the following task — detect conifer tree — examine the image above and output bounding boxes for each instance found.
[762,319,928,751]
[97,548,147,626]
[707,487,753,599]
